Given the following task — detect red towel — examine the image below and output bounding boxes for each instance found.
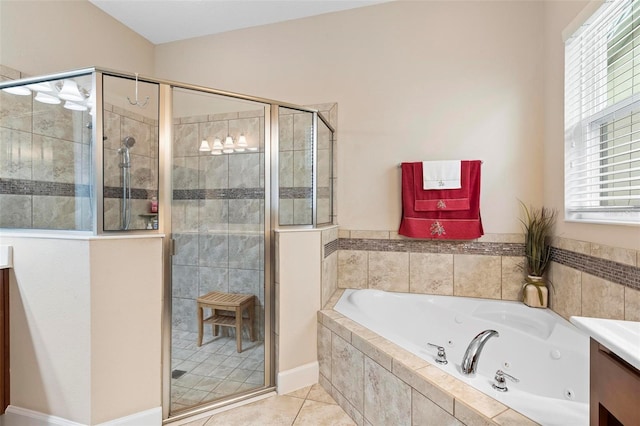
[398,160,483,239]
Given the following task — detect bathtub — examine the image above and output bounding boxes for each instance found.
[334,289,589,426]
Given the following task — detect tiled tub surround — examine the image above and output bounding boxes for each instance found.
[335,230,640,322]
[317,302,537,426]
[0,67,93,230]
[103,102,159,230]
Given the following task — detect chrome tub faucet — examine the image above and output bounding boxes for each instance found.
[461,329,499,375]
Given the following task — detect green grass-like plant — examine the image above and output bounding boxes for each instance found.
[519,202,557,277]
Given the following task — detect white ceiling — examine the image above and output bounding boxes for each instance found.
[89,0,388,45]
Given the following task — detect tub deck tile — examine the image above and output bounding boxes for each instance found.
[493,409,540,425]
[418,366,508,419]
[392,362,455,415]
[325,316,353,343]
[454,399,500,426]
[412,388,463,426]
[335,317,380,341]
[324,288,345,309]
[352,335,393,371]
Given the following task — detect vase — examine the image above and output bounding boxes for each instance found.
[523,275,548,308]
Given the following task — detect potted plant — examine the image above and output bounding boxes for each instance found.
[519,202,556,308]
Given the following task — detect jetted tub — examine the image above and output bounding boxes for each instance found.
[334,289,589,426]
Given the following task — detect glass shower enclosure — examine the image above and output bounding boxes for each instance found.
[0,67,334,420]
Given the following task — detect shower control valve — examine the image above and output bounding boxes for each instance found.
[492,370,519,392]
[427,343,448,365]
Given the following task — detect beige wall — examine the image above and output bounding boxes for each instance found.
[1,235,163,424]
[0,0,154,77]
[89,238,162,424]
[155,1,545,235]
[156,0,640,250]
[275,230,321,392]
[6,236,92,423]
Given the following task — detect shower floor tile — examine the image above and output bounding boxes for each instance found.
[170,334,265,414]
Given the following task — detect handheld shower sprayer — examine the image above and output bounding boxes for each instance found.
[119,136,136,230]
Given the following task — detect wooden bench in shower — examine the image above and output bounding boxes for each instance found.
[196,291,255,353]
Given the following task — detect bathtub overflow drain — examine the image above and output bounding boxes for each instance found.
[565,389,575,400]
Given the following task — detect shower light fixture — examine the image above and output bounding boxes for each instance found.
[199,139,211,152]
[224,135,234,148]
[86,89,96,108]
[212,138,223,150]
[27,81,55,93]
[58,80,84,102]
[2,85,31,96]
[207,134,255,154]
[35,92,61,105]
[63,101,87,111]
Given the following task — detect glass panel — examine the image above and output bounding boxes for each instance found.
[317,114,333,224]
[278,107,313,225]
[170,87,266,414]
[102,75,159,231]
[0,74,93,230]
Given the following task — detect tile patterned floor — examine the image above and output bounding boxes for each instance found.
[171,329,265,412]
[176,384,356,426]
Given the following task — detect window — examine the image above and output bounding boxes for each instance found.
[565,0,640,224]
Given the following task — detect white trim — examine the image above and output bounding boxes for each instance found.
[562,0,605,41]
[4,406,86,426]
[276,361,319,395]
[4,406,162,426]
[96,407,162,426]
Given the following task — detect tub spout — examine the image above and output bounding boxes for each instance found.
[461,330,499,375]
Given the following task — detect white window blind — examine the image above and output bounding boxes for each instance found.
[565,0,640,224]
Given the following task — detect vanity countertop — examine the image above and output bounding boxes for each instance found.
[0,245,12,269]
[571,316,640,370]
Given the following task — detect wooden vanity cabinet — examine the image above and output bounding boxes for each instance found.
[0,268,8,413]
[590,339,640,426]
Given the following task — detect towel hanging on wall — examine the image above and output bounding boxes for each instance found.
[398,160,483,240]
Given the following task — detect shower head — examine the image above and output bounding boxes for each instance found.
[122,136,136,149]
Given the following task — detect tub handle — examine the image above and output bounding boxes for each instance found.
[492,370,519,392]
[427,343,448,365]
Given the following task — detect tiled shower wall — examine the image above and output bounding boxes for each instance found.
[0,64,159,232]
[103,102,159,230]
[279,104,337,225]
[332,229,640,322]
[171,109,266,340]
[0,65,92,230]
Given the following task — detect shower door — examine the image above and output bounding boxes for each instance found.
[168,87,271,415]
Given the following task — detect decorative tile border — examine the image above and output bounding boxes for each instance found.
[335,233,639,292]
[338,237,524,257]
[324,239,338,258]
[279,187,311,199]
[0,178,90,197]
[551,247,640,290]
[104,186,158,200]
[173,188,264,200]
